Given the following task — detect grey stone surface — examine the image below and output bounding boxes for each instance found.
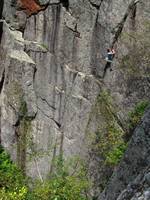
[37,0,60,5]
[0,0,150,198]
[98,107,150,200]
[116,168,150,200]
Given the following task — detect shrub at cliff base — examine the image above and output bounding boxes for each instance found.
[0,146,89,200]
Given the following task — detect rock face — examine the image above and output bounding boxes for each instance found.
[99,107,150,200]
[0,0,150,198]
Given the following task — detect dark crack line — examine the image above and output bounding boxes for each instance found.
[111,0,141,47]
[91,0,105,80]
[88,0,103,10]
[66,25,81,38]
[8,102,17,115]
[60,0,69,11]
[37,106,61,128]
[0,20,3,43]
[0,69,5,94]
[25,49,48,53]
[38,96,56,110]
[0,0,4,19]
[33,64,37,84]
[103,0,141,78]
[59,69,78,131]
[52,118,61,128]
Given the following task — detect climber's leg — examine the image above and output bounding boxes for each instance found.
[103,62,111,78]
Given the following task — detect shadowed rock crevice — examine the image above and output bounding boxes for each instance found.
[15,122,27,174]
[129,4,137,30]
[0,69,5,94]
[91,21,101,77]
[0,21,3,44]
[11,0,17,7]
[103,0,140,78]
[49,5,61,53]
[0,0,4,19]
[88,0,103,10]
[111,0,140,47]
[15,101,36,174]
[90,15,107,79]
[60,0,69,10]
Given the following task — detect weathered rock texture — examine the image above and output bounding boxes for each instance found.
[99,107,150,200]
[0,0,150,199]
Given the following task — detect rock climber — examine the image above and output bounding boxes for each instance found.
[105,48,116,63]
[103,48,116,78]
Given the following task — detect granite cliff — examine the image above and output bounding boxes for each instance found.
[0,0,150,199]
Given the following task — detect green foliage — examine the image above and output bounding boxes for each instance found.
[90,90,127,166]
[96,90,113,121]
[19,100,28,118]
[0,146,26,189]
[0,187,27,200]
[30,177,88,200]
[105,143,127,165]
[87,90,127,191]
[40,44,49,50]
[0,146,28,200]
[30,156,89,200]
[128,100,149,130]
[86,90,128,191]
[0,147,89,200]
[95,122,127,166]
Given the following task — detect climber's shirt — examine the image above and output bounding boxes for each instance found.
[107,52,113,61]
[105,48,115,62]
[105,52,113,63]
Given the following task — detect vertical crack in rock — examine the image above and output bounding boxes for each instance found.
[49,140,57,176]
[15,114,35,174]
[0,69,5,94]
[90,0,104,78]
[111,0,141,47]
[38,96,56,110]
[11,0,17,7]
[15,120,27,174]
[103,0,141,78]
[37,106,61,128]
[50,5,61,53]
[0,69,3,144]
[60,0,69,11]
[130,4,137,30]
[0,0,4,19]
[13,93,36,174]
[0,21,3,44]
